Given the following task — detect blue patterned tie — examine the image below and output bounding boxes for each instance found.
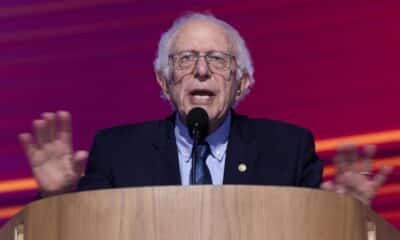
[190,142,212,184]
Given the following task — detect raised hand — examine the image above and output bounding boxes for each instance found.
[321,143,393,205]
[19,111,88,197]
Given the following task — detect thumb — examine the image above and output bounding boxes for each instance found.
[73,150,89,162]
[320,181,335,191]
[73,150,89,176]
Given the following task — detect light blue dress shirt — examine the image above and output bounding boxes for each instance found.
[174,112,231,185]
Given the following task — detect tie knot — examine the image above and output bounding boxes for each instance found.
[196,141,210,158]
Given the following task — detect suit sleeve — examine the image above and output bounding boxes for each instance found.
[297,130,323,188]
[77,131,113,191]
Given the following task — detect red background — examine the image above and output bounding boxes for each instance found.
[1,0,400,228]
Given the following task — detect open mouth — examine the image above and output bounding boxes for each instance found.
[189,89,216,97]
[189,89,216,104]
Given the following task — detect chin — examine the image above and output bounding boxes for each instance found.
[199,107,216,118]
[185,104,209,113]
[183,104,223,119]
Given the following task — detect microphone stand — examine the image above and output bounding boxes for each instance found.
[190,126,200,185]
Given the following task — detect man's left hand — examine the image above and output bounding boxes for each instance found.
[320,143,393,205]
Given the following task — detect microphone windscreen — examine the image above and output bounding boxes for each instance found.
[186,107,209,141]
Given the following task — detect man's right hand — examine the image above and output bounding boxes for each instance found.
[19,111,88,197]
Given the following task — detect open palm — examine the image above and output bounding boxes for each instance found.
[19,111,88,197]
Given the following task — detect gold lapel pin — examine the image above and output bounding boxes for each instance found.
[238,163,247,172]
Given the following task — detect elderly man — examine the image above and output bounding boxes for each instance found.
[19,13,391,204]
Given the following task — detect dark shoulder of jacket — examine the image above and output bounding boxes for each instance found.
[92,118,171,146]
[233,113,312,139]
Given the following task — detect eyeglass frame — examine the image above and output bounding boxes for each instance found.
[168,50,237,73]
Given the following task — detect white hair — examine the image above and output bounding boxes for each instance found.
[154,13,255,98]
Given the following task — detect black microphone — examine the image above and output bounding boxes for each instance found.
[186,107,209,184]
[187,107,209,142]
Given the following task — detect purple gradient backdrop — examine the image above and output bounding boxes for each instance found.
[1,0,400,228]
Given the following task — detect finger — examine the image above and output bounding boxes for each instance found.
[342,143,359,172]
[361,144,376,173]
[333,155,347,176]
[73,150,88,162]
[337,142,357,153]
[33,119,48,148]
[363,144,377,157]
[18,133,36,158]
[42,112,56,141]
[57,110,72,145]
[372,166,393,189]
[73,150,89,175]
[321,180,347,195]
[334,142,358,175]
[320,181,335,191]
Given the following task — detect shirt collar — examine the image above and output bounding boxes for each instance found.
[174,111,231,163]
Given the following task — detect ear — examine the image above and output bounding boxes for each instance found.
[235,71,250,101]
[155,71,171,100]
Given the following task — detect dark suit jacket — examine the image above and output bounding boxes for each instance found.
[78,113,323,191]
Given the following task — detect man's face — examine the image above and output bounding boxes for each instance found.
[157,20,249,131]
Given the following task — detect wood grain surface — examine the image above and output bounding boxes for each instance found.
[1,185,399,240]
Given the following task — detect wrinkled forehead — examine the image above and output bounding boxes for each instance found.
[171,20,234,54]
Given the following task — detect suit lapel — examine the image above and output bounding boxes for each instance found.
[151,112,259,185]
[152,114,181,185]
[223,113,258,184]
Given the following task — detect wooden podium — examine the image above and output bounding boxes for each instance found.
[0,185,399,240]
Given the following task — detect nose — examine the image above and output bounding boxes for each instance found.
[193,56,211,81]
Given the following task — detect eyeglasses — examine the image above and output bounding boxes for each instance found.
[169,50,235,72]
